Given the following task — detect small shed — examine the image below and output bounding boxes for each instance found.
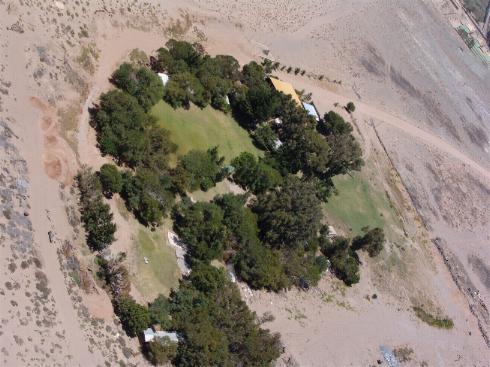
[157,72,169,86]
[302,102,320,121]
[143,328,178,343]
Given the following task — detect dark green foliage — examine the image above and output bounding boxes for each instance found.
[169,264,282,366]
[111,63,164,111]
[93,90,151,167]
[318,111,364,177]
[346,101,356,113]
[164,71,206,108]
[166,39,203,70]
[145,337,178,366]
[174,147,225,192]
[231,152,282,194]
[254,175,322,248]
[352,227,385,257]
[149,294,172,329]
[212,194,260,249]
[234,243,288,291]
[77,167,116,251]
[121,169,174,226]
[231,62,281,127]
[115,296,150,337]
[323,237,360,286]
[80,199,117,251]
[172,201,229,263]
[93,90,175,170]
[283,250,327,289]
[253,124,279,151]
[99,164,123,196]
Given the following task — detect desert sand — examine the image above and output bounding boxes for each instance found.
[0,0,489,366]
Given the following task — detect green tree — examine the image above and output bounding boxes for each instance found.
[80,197,116,251]
[352,227,385,257]
[163,72,206,108]
[174,147,225,192]
[172,201,229,263]
[115,296,150,337]
[324,237,360,286]
[253,124,279,151]
[111,63,164,111]
[254,175,322,248]
[99,163,123,196]
[121,169,174,226]
[231,152,282,194]
[145,337,178,366]
[234,243,288,291]
[149,294,172,329]
[213,194,260,249]
[93,90,152,167]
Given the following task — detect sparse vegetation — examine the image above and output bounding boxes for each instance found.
[413,306,454,329]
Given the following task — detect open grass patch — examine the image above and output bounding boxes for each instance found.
[131,223,180,301]
[413,306,454,329]
[151,101,262,166]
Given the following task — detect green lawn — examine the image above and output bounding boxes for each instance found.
[323,171,400,238]
[151,101,262,165]
[131,222,180,301]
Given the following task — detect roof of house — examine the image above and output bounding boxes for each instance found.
[268,77,301,106]
[144,328,179,343]
[157,72,169,86]
[302,102,320,120]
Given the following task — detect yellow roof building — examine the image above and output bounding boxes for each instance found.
[268,77,301,106]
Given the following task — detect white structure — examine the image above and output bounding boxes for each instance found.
[302,102,320,121]
[157,72,169,86]
[143,328,178,343]
[273,139,283,150]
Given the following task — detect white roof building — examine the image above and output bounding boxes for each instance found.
[157,72,169,86]
[302,102,320,121]
[143,328,179,343]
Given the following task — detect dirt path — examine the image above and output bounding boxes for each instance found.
[286,75,490,182]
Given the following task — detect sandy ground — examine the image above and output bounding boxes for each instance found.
[1,0,489,366]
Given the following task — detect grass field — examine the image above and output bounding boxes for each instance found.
[323,170,401,238]
[151,101,262,165]
[130,221,180,301]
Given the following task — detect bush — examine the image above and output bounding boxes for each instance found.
[115,296,150,337]
[352,227,385,257]
[324,237,360,286]
[145,337,178,365]
[346,101,356,113]
[99,164,123,196]
[149,294,172,329]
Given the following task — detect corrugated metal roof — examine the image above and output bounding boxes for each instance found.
[269,77,301,105]
[302,102,320,120]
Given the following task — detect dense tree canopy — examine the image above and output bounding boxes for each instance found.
[172,201,229,263]
[173,147,225,192]
[231,152,282,194]
[253,175,322,248]
[169,264,282,366]
[111,63,164,111]
[99,163,123,196]
[121,168,175,226]
[322,237,360,286]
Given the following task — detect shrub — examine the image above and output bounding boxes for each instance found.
[346,101,356,113]
[115,296,151,337]
[352,227,385,257]
[99,164,123,196]
[149,294,172,329]
[145,337,178,365]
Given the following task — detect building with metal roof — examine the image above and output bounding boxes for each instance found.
[302,102,320,121]
[268,77,301,106]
